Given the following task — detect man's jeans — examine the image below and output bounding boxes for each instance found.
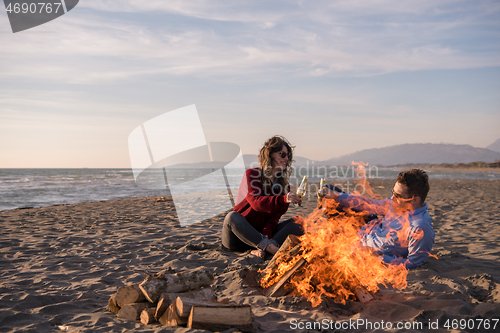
[222,211,304,251]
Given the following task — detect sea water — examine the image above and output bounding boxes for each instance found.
[0,167,499,212]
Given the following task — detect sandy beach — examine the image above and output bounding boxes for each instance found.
[0,178,499,332]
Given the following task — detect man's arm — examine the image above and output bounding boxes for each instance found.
[384,225,434,269]
[323,187,390,216]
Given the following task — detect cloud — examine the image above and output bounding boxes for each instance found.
[1,1,499,84]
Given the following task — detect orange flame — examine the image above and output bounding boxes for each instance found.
[260,162,412,307]
[289,203,408,307]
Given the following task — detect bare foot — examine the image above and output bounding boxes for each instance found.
[250,249,265,259]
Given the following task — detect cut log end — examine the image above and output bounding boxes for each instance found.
[159,302,187,326]
[140,307,157,325]
[115,284,146,307]
[117,302,151,321]
[107,294,120,314]
[187,305,253,333]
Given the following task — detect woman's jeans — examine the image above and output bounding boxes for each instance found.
[222,211,304,252]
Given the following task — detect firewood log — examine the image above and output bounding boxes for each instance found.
[107,293,120,314]
[175,296,227,317]
[187,305,253,333]
[158,302,187,326]
[114,284,146,307]
[258,235,301,284]
[117,302,150,321]
[140,307,157,325]
[354,286,373,303]
[155,287,216,319]
[265,257,306,297]
[139,266,213,303]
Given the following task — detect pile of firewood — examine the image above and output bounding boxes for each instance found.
[108,266,253,332]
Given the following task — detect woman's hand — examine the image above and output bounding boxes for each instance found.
[286,192,301,204]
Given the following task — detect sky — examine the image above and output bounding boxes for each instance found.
[1,0,499,168]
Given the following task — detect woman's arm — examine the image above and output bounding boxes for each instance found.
[245,169,290,213]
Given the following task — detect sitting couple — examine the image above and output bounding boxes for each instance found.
[222,135,435,269]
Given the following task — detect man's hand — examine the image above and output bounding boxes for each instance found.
[318,187,340,201]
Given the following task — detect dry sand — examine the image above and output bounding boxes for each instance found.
[0,179,499,332]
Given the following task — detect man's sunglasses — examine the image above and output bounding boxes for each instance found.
[392,189,414,201]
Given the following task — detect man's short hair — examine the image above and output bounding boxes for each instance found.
[397,169,430,203]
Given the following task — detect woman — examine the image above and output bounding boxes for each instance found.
[222,135,304,258]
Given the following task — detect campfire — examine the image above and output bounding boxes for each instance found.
[258,165,409,307]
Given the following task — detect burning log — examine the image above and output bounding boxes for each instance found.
[255,201,408,307]
[354,286,374,303]
[265,258,306,297]
[258,235,303,288]
[187,305,253,333]
[258,234,301,281]
[139,266,213,303]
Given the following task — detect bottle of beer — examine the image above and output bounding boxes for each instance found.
[317,178,326,200]
[295,176,308,207]
[317,178,326,209]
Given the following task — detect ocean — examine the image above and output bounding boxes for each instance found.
[1,167,499,212]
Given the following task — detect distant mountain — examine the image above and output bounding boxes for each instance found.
[321,143,500,166]
[169,143,500,168]
[486,138,500,154]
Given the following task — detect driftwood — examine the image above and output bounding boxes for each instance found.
[187,305,253,333]
[140,308,157,325]
[139,266,213,303]
[155,287,215,319]
[117,302,151,321]
[114,284,146,307]
[158,302,187,326]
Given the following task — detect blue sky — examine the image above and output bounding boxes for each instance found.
[1,0,499,167]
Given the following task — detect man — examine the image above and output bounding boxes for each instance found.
[321,169,434,269]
